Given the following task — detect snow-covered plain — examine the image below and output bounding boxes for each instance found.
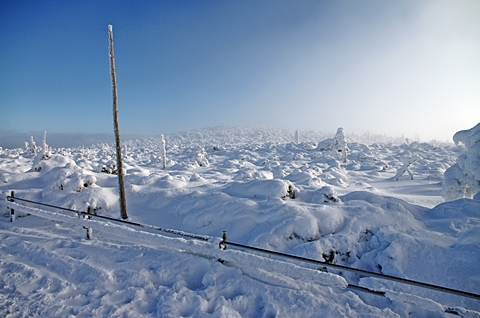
[0,126,479,317]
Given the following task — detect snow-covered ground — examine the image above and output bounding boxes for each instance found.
[0,126,479,317]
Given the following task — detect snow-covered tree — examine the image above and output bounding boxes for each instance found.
[196,152,209,167]
[161,134,167,169]
[30,136,37,154]
[442,123,480,201]
[334,127,348,163]
[294,130,299,144]
[41,131,51,160]
[42,131,48,153]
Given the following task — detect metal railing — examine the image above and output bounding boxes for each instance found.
[5,192,480,315]
[6,192,210,242]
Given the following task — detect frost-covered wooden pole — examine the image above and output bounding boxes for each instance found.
[108,24,128,220]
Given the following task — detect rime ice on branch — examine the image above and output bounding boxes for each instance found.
[393,157,418,181]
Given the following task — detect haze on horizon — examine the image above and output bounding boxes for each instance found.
[1,0,479,148]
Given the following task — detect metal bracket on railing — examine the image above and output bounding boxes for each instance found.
[219,230,227,250]
[83,206,93,240]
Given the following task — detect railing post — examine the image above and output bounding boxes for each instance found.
[83,206,93,240]
[219,230,227,250]
[9,191,15,222]
[85,227,93,240]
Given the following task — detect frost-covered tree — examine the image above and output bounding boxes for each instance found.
[334,127,348,163]
[442,123,480,201]
[161,134,167,169]
[42,131,48,153]
[30,136,37,154]
[41,131,51,160]
[294,130,299,144]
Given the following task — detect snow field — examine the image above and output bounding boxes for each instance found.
[1,126,479,317]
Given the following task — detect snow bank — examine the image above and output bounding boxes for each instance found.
[7,201,348,291]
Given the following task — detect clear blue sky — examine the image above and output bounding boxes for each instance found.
[1,0,479,147]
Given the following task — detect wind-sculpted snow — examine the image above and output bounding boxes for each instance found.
[0,126,478,317]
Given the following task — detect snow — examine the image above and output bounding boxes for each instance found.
[443,123,480,200]
[1,125,479,317]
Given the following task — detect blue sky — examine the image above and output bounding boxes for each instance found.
[1,0,479,147]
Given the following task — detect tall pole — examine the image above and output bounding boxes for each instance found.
[108,25,128,219]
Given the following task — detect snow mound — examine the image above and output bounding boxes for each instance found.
[223,179,296,199]
[31,153,76,173]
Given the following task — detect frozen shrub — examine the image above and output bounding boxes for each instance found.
[32,154,75,173]
[97,160,118,174]
[57,173,97,193]
[40,163,99,203]
[442,123,480,200]
[69,174,97,192]
[318,186,340,202]
[316,138,334,151]
[224,179,297,200]
[296,185,342,204]
[196,153,209,167]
